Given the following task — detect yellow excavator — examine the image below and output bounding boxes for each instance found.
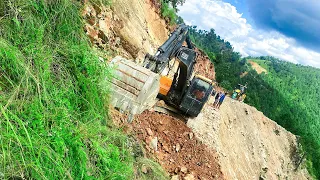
[109,24,214,122]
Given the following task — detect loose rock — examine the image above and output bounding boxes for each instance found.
[171,175,179,180]
[150,137,158,151]
[141,164,148,174]
[176,143,181,152]
[146,128,154,136]
[180,166,188,173]
[189,132,194,139]
[183,174,195,180]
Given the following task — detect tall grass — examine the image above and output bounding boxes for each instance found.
[0,0,134,179]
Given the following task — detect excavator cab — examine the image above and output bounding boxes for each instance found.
[179,75,214,117]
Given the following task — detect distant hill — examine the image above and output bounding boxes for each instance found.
[189,28,320,178]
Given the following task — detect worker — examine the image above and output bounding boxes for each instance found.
[213,91,221,107]
[216,92,227,109]
[238,93,246,102]
[238,82,248,95]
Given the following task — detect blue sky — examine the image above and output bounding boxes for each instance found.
[177,0,320,68]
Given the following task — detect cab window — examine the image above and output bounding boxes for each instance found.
[189,79,211,101]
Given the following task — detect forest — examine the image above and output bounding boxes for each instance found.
[188,27,320,178]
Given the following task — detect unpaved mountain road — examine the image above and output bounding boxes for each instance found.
[188,97,311,180]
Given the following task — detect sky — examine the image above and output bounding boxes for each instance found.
[177,0,320,68]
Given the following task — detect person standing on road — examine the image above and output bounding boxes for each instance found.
[216,92,227,109]
[213,91,221,107]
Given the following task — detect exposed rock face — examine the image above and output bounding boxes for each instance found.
[194,48,215,80]
[187,97,312,180]
[82,1,216,80]
[82,0,168,61]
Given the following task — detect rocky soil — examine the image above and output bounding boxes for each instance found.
[194,48,215,80]
[82,0,168,61]
[111,110,224,180]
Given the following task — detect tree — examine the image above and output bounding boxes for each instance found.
[163,0,186,9]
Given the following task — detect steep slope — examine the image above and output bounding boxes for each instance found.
[83,0,215,79]
[83,0,168,61]
[83,0,221,179]
[82,1,312,179]
[188,97,311,179]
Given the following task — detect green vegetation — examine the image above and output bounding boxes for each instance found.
[189,27,320,179]
[0,0,135,179]
[135,158,170,180]
[247,57,320,178]
[162,0,186,9]
[160,0,178,24]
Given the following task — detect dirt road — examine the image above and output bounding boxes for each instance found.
[188,97,311,180]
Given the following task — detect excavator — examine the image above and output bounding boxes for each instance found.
[109,24,214,122]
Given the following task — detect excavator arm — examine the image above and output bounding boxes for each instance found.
[143,24,194,74]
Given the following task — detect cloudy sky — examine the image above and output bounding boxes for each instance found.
[177,0,320,68]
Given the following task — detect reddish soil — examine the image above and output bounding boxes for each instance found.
[194,48,215,80]
[111,110,224,180]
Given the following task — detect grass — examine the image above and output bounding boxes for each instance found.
[134,157,169,180]
[0,0,135,179]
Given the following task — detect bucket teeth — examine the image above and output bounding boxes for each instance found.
[109,56,160,117]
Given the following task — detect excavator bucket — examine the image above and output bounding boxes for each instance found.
[109,56,160,120]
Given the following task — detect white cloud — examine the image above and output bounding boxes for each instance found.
[178,0,201,15]
[178,0,320,68]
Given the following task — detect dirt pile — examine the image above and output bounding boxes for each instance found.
[111,110,224,180]
[188,97,311,180]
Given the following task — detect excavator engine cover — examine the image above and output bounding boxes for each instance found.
[159,76,173,96]
[109,56,160,116]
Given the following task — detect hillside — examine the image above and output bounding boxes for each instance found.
[189,27,320,178]
[96,0,312,179]
[0,0,316,179]
[0,0,137,179]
